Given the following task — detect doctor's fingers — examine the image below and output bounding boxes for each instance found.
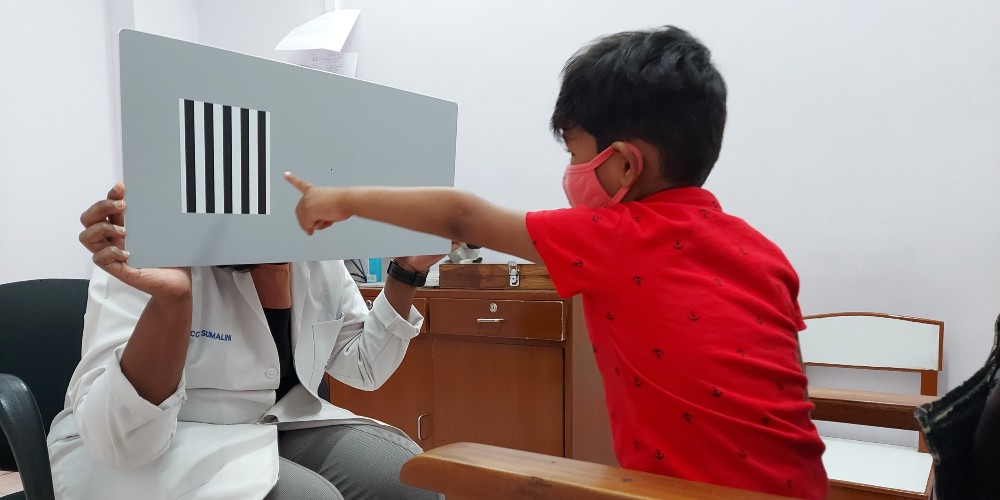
[79,221,126,252]
[80,197,126,230]
[91,245,129,269]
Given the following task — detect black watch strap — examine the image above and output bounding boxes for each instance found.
[387,260,427,287]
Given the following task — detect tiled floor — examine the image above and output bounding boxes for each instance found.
[0,470,23,496]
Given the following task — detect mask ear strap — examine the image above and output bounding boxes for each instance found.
[607,144,645,205]
[566,146,617,172]
[624,143,644,176]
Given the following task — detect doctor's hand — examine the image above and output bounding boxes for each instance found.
[79,183,192,300]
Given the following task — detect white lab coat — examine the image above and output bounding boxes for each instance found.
[46,261,422,499]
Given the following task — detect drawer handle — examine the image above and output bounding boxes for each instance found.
[476,318,505,323]
[417,413,429,440]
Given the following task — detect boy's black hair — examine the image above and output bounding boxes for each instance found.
[551,26,727,186]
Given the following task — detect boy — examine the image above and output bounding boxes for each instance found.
[286,25,828,499]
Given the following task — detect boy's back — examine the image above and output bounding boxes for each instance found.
[527,186,827,498]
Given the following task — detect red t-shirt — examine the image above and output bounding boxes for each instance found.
[526,187,828,499]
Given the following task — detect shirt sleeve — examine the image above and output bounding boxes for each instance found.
[526,207,626,299]
[69,268,186,469]
[323,261,423,391]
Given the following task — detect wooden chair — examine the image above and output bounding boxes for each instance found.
[400,442,795,499]
[800,313,944,499]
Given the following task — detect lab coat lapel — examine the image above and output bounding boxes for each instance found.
[290,263,310,349]
[290,263,319,390]
[232,269,269,327]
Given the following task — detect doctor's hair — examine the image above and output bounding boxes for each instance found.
[217,264,257,273]
[550,25,727,186]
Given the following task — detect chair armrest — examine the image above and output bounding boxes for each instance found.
[809,386,937,431]
[400,442,793,499]
[0,374,54,500]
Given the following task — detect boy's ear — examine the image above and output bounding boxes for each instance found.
[610,141,643,186]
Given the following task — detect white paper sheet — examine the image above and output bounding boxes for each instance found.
[302,50,358,77]
[275,9,361,52]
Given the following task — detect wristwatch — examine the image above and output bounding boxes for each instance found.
[387,260,427,288]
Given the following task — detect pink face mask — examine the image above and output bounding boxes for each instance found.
[562,144,644,208]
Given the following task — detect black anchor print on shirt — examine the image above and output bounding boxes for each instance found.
[738,246,749,256]
[689,312,699,321]
[786,479,794,490]
[700,208,710,218]
[614,366,621,376]
[776,380,785,391]
[632,276,644,286]
[654,449,665,460]
[592,215,602,222]
[682,412,693,423]
[633,376,643,387]
[652,349,663,359]
[711,386,723,397]
[633,440,640,451]
[572,259,584,268]
[713,278,723,286]
[606,312,615,321]
[633,216,642,222]
[737,448,748,459]
[755,314,765,325]
[761,416,771,427]
[736,349,746,358]
[673,240,684,250]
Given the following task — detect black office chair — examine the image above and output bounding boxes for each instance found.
[0,279,89,500]
[915,312,1000,500]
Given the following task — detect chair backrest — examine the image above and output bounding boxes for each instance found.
[800,312,944,396]
[0,278,89,471]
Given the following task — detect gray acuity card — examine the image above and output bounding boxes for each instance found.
[119,29,457,268]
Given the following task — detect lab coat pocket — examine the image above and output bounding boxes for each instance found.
[306,315,345,389]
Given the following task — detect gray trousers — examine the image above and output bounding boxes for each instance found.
[264,423,439,500]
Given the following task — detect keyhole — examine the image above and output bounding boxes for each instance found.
[489,303,498,313]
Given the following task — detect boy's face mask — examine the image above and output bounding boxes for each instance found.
[562,143,644,208]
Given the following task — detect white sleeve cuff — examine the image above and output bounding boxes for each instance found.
[105,345,187,420]
[370,292,423,340]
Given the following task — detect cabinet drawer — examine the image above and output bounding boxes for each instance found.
[429,299,564,340]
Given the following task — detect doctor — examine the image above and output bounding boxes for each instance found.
[47,183,442,499]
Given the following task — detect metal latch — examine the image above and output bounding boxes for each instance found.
[508,261,520,287]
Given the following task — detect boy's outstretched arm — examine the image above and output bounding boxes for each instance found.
[285,172,542,264]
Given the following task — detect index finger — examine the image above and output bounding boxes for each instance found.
[284,171,313,193]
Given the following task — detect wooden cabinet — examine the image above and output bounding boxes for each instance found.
[327,287,616,464]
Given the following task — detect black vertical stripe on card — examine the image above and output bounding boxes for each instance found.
[241,108,250,214]
[223,105,233,214]
[203,102,215,213]
[258,110,267,214]
[184,99,196,214]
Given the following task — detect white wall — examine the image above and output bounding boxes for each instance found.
[196,0,324,64]
[2,1,998,442]
[0,1,120,284]
[133,0,200,42]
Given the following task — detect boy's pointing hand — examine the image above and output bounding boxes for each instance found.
[285,171,344,235]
